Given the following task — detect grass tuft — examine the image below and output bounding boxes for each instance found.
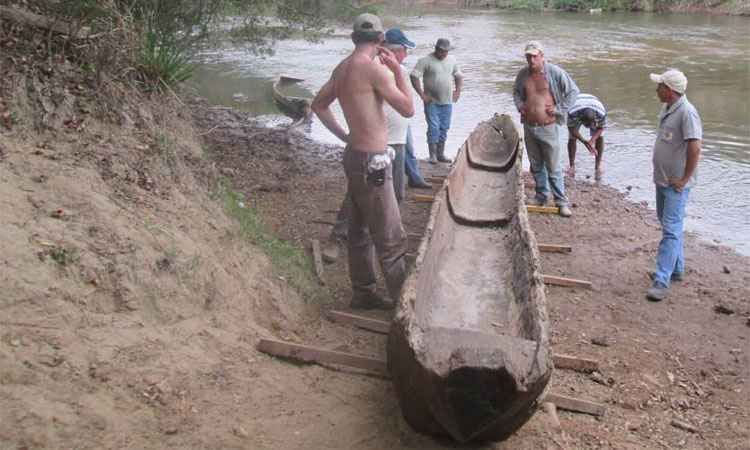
[217,179,323,302]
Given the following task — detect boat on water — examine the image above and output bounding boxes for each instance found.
[272,75,312,126]
[387,113,552,442]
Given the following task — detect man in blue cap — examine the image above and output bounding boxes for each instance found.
[383,29,430,190]
[383,28,431,199]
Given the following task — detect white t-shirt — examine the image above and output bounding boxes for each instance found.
[385,64,410,145]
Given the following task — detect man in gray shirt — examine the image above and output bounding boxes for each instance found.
[513,41,579,217]
[410,38,463,164]
[646,69,702,302]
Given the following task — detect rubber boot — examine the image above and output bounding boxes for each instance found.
[428,143,438,164]
[436,141,451,163]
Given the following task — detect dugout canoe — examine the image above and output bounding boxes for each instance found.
[387,113,552,443]
[272,75,312,126]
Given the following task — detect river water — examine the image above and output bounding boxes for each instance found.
[191,10,750,255]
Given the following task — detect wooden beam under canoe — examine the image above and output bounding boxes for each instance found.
[526,205,560,214]
[544,393,606,417]
[538,243,572,253]
[543,274,592,289]
[257,339,387,375]
[413,194,435,203]
[327,310,390,334]
[551,354,599,372]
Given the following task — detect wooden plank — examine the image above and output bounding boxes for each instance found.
[546,393,606,417]
[311,239,325,285]
[542,402,561,429]
[543,274,592,289]
[538,243,572,253]
[328,311,390,334]
[552,354,599,372]
[257,339,388,375]
[413,194,435,203]
[526,205,560,214]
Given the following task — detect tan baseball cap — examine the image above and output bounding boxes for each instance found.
[524,41,544,56]
[353,13,383,33]
[650,69,687,94]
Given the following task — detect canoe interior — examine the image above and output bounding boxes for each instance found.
[388,114,552,443]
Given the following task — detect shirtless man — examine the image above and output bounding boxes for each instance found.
[513,41,579,217]
[311,13,414,309]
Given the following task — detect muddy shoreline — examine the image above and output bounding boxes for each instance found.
[196,101,750,449]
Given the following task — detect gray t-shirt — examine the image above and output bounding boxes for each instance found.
[652,95,702,188]
[410,54,463,105]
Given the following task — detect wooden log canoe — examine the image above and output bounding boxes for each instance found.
[388,114,552,443]
[272,75,312,125]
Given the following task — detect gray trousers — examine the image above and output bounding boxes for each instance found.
[342,147,407,300]
[332,144,405,240]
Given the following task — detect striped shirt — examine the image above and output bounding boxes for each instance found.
[568,94,607,130]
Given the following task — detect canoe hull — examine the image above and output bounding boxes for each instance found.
[272,77,312,123]
[387,114,552,442]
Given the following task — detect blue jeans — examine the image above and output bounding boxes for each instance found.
[404,126,427,186]
[653,185,690,288]
[424,102,452,144]
[524,123,568,206]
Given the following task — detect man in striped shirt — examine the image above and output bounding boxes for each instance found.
[567,93,607,178]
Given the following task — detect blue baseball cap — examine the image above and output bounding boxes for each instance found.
[384,28,416,49]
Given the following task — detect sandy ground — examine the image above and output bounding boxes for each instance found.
[199,107,749,449]
[1,86,748,449]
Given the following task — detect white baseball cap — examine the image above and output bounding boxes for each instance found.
[650,69,687,94]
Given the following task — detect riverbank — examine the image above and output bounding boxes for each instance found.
[197,105,749,449]
[432,0,750,16]
[1,55,748,446]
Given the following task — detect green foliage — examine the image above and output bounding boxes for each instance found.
[19,0,356,87]
[502,0,547,10]
[138,30,194,89]
[216,179,322,301]
[49,247,79,266]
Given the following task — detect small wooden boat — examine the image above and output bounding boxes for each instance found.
[272,75,312,126]
[387,114,552,442]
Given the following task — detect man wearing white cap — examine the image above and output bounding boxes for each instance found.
[312,13,414,310]
[513,41,579,217]
[646,68,702,302]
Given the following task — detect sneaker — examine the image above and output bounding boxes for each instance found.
[558,205,572,217]
[436,156,452,163]
[350,292,395,310]
[428,155,438,164]
[648,271,684,282]
[646,283,668,302]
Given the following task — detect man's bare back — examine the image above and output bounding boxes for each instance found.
[332,54,388,151]
[523,72,556,125]
[312,39,413,153]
